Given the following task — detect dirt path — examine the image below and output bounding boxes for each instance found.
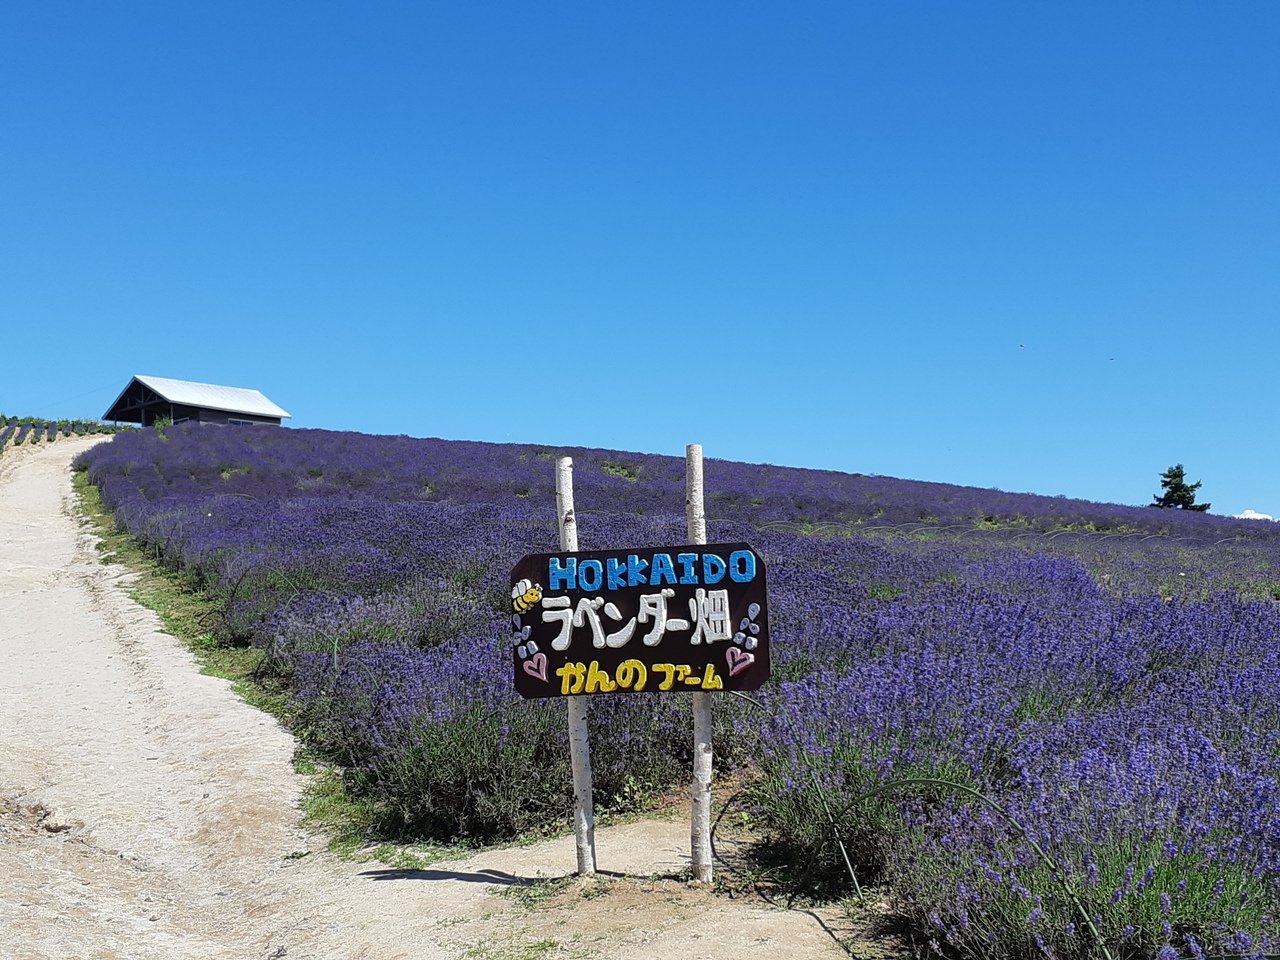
[0,438,866,960]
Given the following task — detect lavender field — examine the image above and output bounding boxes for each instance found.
[78,424,1280,959]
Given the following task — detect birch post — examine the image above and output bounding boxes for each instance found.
[686,443,714,882]
[557,456,597,875]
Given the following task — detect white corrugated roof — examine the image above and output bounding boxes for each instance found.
[134,375,292,419]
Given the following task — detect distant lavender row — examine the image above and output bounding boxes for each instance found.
[76,424,1280,958]
[77,422,1278,538]
[0,416,126,454]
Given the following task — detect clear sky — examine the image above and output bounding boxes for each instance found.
[3,2,1277,516]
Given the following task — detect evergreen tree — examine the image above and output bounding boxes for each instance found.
[1151,463,1210,511]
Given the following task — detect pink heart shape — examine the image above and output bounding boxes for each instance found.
[523,652,548,683]
[725,646,755,677]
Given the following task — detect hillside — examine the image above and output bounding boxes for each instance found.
[76,424,1280,960]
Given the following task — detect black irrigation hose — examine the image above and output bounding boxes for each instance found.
[709,784,861,913]
[833,777,1114,960]
[722,689,1115,960]
[721,690,864,902]
[709,787,752,877]
[810,776,863,902]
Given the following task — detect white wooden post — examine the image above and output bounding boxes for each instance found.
[557,457,597,875]
[686,443,713,882]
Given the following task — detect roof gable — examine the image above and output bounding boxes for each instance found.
[105,375,291,420]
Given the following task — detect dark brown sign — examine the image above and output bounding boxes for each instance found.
[509,542,769,699]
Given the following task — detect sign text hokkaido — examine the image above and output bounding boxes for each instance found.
[509,542,770,698]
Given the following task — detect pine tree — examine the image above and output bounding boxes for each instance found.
[1151,463,1210,512]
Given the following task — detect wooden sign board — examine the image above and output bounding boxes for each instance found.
[509,542,769,699]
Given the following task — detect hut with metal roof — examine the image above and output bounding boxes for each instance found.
[103,375,291,426]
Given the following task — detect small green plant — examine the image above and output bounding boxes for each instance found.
[599,459,638,481]
[866,583,900,601]
[151,415,173,439]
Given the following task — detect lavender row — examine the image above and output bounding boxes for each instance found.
[0,416,127,453]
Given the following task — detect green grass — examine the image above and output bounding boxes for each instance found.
[499,875,578,908]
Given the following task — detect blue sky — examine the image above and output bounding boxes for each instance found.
[3,2,1277,516]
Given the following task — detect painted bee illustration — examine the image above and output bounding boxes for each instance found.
[511,579,543,614]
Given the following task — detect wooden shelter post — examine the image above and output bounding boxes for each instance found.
[557,457,597,875]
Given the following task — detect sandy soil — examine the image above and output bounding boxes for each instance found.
[0,437,890,960]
